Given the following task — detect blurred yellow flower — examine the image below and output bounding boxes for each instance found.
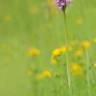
[42,70,52,78]
[28,48,40,56]
[52,48,62,56]
[75,49,83,57]
[71,63,83,76]
[51,46,71,65]
[36,70,52,80]
[81,40,91,49]
[52,46,70,57]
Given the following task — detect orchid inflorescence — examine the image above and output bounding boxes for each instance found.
[55,0,72,11]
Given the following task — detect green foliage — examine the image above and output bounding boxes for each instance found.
[0,0,96,96]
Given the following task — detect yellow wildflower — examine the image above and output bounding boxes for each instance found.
[36,70,52,80]
[81,40,91,49]
[71,63,83,76]
[42,70,52,78]
[52,48,62,56]
[28,48,40,56]
[52,46,70,57]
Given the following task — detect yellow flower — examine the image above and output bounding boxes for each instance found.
[81,40,91,49]
[71,63,83,76]
[52,46,70,57]
[36,70,52,80]
[42,70,52,78]
[52,48,62,56]
[28,48,40,56]
[75,49,83,57]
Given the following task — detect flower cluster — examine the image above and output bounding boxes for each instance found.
[51,46,70,64]
[55,0,72,10]
[70,63,83,76]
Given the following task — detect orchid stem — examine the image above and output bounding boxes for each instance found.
[63,10,72,96]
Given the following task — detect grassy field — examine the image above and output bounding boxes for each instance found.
[0,0,96,96]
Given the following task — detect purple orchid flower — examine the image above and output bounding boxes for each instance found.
[55,0,72,10]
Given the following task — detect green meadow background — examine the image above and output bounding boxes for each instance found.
[0,0,96,96]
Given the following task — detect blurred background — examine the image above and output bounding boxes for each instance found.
[0,0,96,96]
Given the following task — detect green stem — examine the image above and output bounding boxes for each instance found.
[63,11,72,96]
[85,49,91,96]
